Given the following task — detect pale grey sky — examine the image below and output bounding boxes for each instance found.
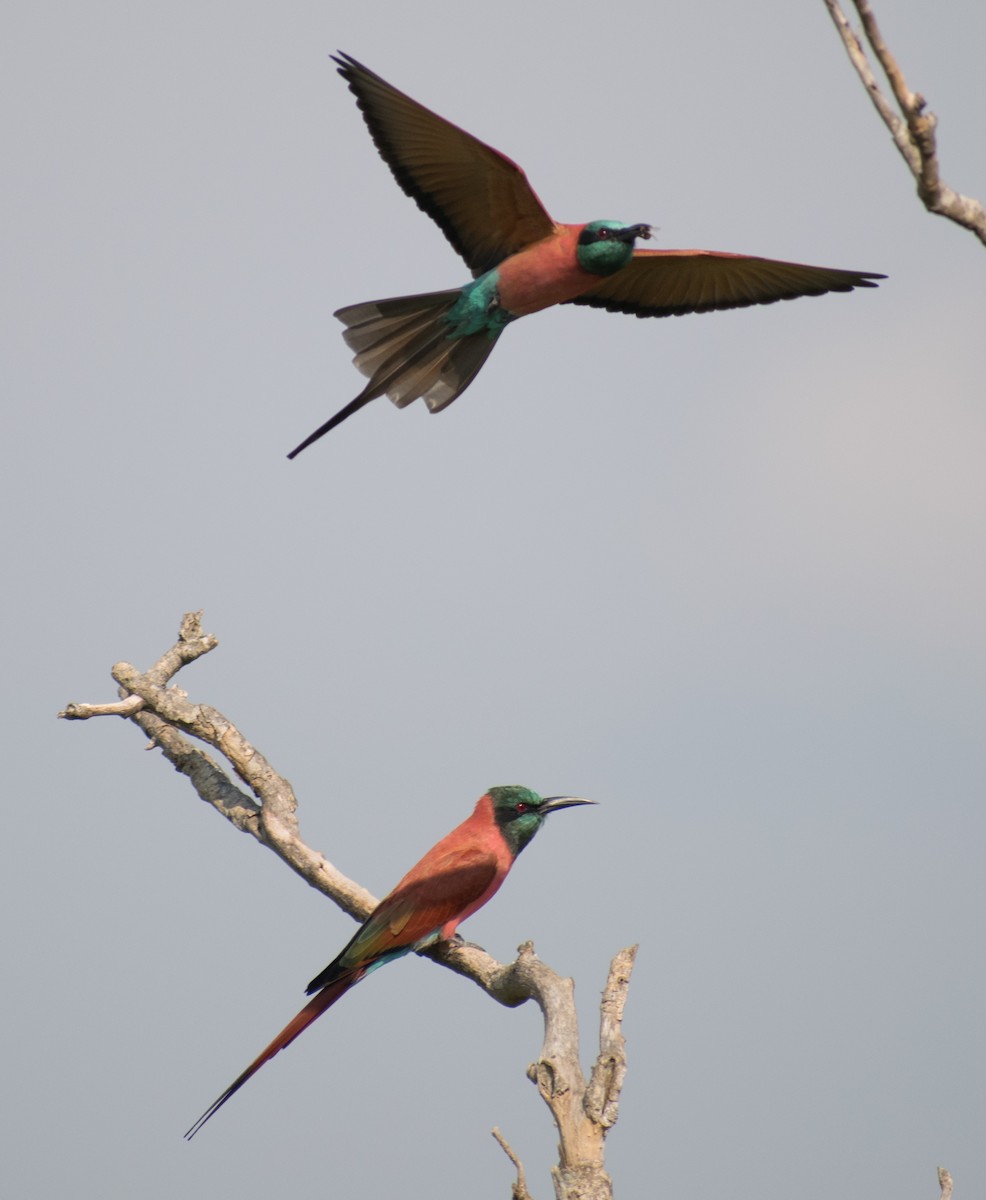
[4,3,985,1198]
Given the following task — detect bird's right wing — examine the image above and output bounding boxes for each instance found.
[334,53,558,275]
[571,249,885,317]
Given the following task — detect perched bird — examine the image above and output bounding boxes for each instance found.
[287,53,884,457]
[185,786,593,1138]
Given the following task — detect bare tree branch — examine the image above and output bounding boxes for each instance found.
[938,1167,953,1200]
[823,0,986,246]
[59,612,635,1199]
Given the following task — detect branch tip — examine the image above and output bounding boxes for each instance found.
[938,1167,953,1200]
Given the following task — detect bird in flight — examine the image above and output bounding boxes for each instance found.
[185,787,594,1138]
[287,53,883,457]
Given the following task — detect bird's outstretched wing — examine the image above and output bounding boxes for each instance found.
[571,249,885,317]
[333,52,557,275]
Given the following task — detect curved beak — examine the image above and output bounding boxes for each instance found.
[541,795,597,814]
[617,223,653,244]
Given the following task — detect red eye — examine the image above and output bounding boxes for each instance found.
[515,802,529,813]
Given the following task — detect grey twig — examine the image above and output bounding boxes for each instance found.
[823,0,986,246]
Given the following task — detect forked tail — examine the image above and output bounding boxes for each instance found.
[287,290,500,457]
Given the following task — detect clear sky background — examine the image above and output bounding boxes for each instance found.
[4,3,984,1197]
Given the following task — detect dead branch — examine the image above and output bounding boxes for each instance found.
[59,611,635,1200]
[823,0,986,246]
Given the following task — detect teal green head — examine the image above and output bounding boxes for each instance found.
[577,220,652,276]
[488,785,595,857]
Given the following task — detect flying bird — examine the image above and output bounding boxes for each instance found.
[185,786,593,1138]
[287,53,883,457]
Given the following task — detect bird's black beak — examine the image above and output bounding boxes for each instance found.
[540,795,597,814]
[617,223,653,244]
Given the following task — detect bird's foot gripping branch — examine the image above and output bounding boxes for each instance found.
[59,611,636,1200]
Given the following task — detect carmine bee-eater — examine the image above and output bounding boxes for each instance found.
[185,786,593,1138]
[287,53,883,457]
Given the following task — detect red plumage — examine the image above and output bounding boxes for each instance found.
[184,788,592,1138]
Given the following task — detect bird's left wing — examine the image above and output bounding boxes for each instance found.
[338,846,501,970]
[570,249,885,317]
[333,53,558,275]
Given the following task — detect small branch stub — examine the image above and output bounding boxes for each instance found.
[493,1127,534,1200]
